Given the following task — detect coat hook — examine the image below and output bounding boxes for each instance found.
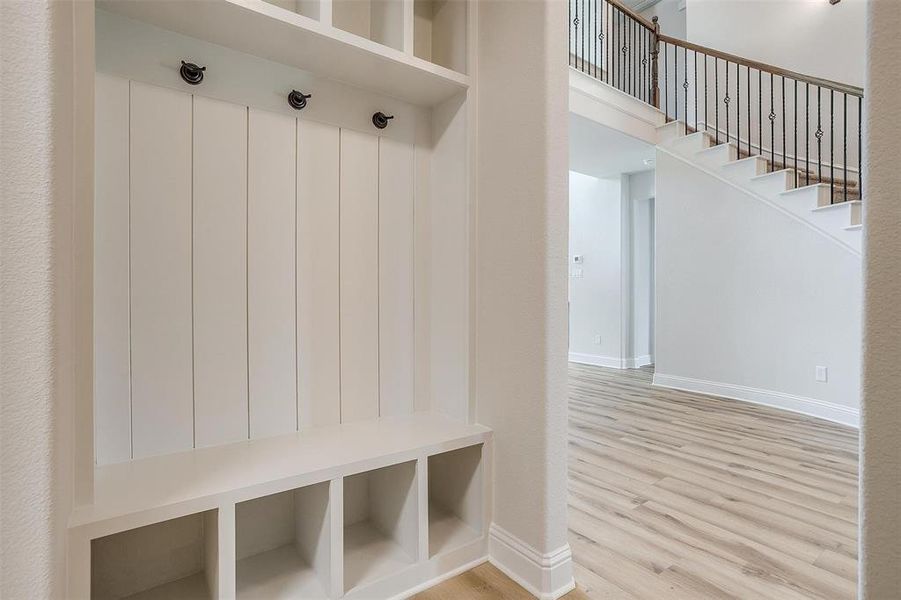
[288,90,312,110]
[180,60,206,85]
[372,112,395,129]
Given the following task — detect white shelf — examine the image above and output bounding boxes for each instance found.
[97,0,468,107]
[344,521,415,592]
[72,413,489,536]
[428,503,480,557]
[236,545,328,599]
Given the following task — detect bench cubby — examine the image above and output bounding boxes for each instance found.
[235,481,331,599]
[91,510,218,600]
[428,443,483,557]
[343,460,419,593]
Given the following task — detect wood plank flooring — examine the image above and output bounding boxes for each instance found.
[568,364,859,599]
[412,562,589,600]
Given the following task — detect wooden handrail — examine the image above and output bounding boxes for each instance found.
[606,0,656,31]
[658,34,863,97]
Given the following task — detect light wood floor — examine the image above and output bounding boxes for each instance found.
[416,364,858,599]
[568,364,858,599]
[413,563,589,600]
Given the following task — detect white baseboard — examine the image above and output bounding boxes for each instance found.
[569,352,654,370]
[488,523,575,600]
[652,372,859,427]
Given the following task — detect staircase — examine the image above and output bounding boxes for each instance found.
[657,120,862,253]
[569,0,864,254]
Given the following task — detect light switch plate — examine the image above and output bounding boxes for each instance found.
[815,366,828,383]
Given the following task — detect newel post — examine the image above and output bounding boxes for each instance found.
[651,16,660,109]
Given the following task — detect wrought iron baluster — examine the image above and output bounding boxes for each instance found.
[794,80,798,187]
[704,54,708,133]
[806,83,810,186]
[714,56,718,142]
[665,42,669,120]
[673,37,678,121]
[736,63,740,151]
[582,0,586,72]
[830,89,834,203]
[725,60,730,143]
[782,76,786,173]
[694,51,698,131]
[683,46,688,126]
[759,70,763,161]
[747,65,751,157]
[592,0,596,78]
[859,96,863,198]
[843,93,848,203]
[770,73,775,169]
[817,86,822,182]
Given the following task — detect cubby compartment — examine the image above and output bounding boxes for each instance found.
[343,461,419,592]
[263,0,321,21]
[235,482,331,599]
[91,511,218,600]
[333,0,405,51]
[428,444,483,557]
[414,0,468,73]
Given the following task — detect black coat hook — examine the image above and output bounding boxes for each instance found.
[180,60,206,85]
[372,112,394,129]
[288,90,312,110]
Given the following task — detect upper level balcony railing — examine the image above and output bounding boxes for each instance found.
[569,0,864,203]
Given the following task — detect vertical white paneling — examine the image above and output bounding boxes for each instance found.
[248,109,297,438]
[129,81,194,459]
[193,96,248,447]
[297,120,341,428]
[339,129,380,422]
[413,144,432,413]
[378,137,415,416]
[94,73,131,464]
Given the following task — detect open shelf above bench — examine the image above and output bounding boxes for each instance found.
[97,0,469,107]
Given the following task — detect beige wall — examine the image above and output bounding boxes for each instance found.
[0,0,84,596]
[860,1,901,597]
[476,0,573,595]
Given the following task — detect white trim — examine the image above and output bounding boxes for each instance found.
[488,523,575,600]
[569,70,665,145]
[656,145,861,256]
[652,372,859,427]
[569,352,653,370]
[385,556,489,600]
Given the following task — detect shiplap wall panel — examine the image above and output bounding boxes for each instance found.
[378,138,415,416]
[248,109,298,437]
[297,120,341,428]
[129,81,194,458]
[339,129,380,422]
[94,73,131,464]
[193,96,249,447]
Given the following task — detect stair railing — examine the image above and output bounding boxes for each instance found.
[569,0,864,203]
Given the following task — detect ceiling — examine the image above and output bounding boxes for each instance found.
[569,113,655,179]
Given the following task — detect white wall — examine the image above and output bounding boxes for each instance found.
[860,1,901,596]
[641,0,686,39]
[686,0,865,88]
[654,149,861,426]
[568,170,655,368]
[569,173,625,363]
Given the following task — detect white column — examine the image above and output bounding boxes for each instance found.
[475,1,574,598]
